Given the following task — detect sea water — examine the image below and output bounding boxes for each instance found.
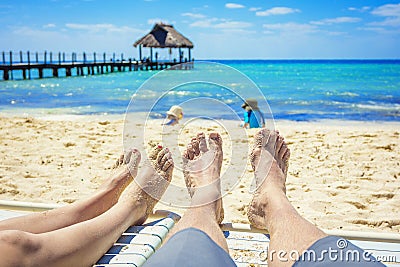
[0,60,399,121]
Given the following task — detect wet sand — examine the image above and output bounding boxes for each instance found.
[0,115,399,233]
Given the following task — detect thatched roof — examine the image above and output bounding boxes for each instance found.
[134,23,194,48]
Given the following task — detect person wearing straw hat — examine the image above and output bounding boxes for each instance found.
[241,98,265,128]
[163,105,183,126]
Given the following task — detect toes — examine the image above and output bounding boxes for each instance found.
[183,149,189,164]
[253,130,264,148]
[275,136,284,158]
[278,142,288,160]
[123,150,133,164]
[281,149,290,176]
[283,149,290,167]
[162,158,174,172]
[115,154,124,168]
[250,147,261,170]
[265,130,278,154]
[128,148,141,164]
[254,128,270,148]
[160,151,171,166]
[186,144,195,160]
[156,148,169,165]
[208,132,222,151]
[160,148,173,172]
[149,143,163,160]
[127,149,141,175]
[197,132,209,153]
[191,137,200,156]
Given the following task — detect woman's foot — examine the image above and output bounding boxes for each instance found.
[119,145,174,225]
[247,129,290,229]
[98,148,142,206]
[183,132,224,224]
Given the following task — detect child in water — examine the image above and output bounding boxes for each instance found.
[163,105,183,126]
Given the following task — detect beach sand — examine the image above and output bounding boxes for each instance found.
[0,115,399,234]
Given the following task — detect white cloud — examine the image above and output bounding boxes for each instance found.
[369,17,400,27]
[348,6,371,12]
[66,23,113,31]
[43,23,56,28]
[225,3,245,9]
[311,17,361,25]
[190,18,251,30]
[181,12,206,19]
[190,18,218,28]
[147,18,170,25]
[65,23,143,34]
[214,21,252,29]
[369,3,400,28]
[371,3,400,17]
[256,7,300,16]
[326,31,347,36]
[359,26,400,34]
[263,22,317,34]
[249,7,261,12]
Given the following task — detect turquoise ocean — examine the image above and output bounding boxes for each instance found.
[1,60,399,121]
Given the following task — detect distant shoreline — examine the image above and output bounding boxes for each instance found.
[1,112,400,128]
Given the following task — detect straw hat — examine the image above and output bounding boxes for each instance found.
[241,98,259,110]
[166,105,183,119]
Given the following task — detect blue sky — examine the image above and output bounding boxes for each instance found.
[0,0,399,59]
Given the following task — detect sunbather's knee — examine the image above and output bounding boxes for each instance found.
[0,230,42,267]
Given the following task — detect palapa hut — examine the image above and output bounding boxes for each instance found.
[133,23,194,63]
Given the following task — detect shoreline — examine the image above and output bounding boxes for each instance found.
[1,111,400,127]
[0,115,399,234]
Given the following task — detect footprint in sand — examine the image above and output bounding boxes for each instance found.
[346,201,367,210]
[371,193,395,200]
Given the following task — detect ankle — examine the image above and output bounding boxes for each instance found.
[191,186,221,205]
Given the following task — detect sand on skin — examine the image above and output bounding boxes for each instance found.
[0,115,399,234]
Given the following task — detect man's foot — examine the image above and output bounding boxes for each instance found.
[120,145,174,224]
[183,132,224,224]
[247,129,290,229]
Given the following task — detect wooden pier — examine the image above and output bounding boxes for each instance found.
[0,51,193,81]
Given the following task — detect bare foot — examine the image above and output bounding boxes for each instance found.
[120,145,174,225]
[247,129,290,229]
[98,148,141,205]
[183,132,224,224]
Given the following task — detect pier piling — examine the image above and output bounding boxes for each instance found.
[0,50,194,81]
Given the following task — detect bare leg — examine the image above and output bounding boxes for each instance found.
[247,129,326,266]
[0,147,174,267]
[166,132,228,252]
[0,149,141,234]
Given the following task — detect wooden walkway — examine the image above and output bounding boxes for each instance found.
[0,51,194,81]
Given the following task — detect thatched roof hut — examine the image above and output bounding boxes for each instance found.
[134,23,193,48]
[134,23,194,63]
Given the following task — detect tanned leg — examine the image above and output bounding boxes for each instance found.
[248,129,326,267]
[0,146,174,267]
[0,149,141,234]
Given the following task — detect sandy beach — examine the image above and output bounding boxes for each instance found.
[0,114,399,234]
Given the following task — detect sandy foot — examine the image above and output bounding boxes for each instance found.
[183,132,224,224]
[119,144,174,224]
[247,129,290,229]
